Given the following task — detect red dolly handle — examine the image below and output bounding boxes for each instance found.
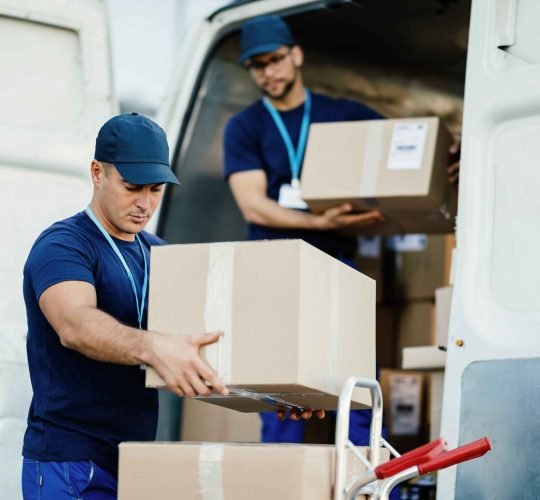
[418,437,491,474]
[375,437,448,479]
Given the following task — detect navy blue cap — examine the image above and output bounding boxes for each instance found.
[94,113,180,186]
[239,15,295,64]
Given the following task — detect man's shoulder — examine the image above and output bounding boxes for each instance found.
[311,92,383,120]
[139,230,166,247]
[33,212,90,246]
[227,99,265,127]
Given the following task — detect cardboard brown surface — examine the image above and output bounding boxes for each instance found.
[181,398,260,443]
[394,235,448,301]
[301,117,456,235]
[395,301,434,369]
[118,442,386,500]
[146,240,375,411]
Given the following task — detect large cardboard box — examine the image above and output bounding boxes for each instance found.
[301,117,456,235]
[118,442,387,500]
[146,240,375,411]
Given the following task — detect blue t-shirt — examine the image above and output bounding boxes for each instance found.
[224,91,383,257]
[22,211,164,475]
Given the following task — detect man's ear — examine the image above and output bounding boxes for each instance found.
[90,160,104,186]
[291,45,304,68]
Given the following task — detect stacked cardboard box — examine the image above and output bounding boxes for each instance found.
[118,442,388,500]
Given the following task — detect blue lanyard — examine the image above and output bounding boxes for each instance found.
[263,89,312,188]
[85,206,148,330]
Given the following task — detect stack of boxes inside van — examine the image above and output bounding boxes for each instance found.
[118,117,456,499]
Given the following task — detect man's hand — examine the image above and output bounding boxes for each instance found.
[314,205,384,230]
[276,409,326,421]
[148,331,229,398]
[447,138,461,185]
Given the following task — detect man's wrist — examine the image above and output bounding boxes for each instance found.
[136,329,156,366]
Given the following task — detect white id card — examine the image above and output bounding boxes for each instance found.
[278,183,308,210]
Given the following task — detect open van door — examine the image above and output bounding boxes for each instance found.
[0,0,115,496]
[439,0,540,498]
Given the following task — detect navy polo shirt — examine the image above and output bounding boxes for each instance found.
[224,91,383,257]
[22,211,163,475]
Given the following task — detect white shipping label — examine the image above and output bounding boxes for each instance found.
[388,122,428,170]
[278,183,308,210]
[390,374,421,435]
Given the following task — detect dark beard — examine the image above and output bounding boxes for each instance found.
[261,78,295,100]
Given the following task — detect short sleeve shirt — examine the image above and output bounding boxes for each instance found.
[223,91,383,257]
[22,211,164,475]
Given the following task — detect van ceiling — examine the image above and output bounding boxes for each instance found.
[294,1,469,80]
[222,0,470,80]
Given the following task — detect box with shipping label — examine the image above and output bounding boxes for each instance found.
[146,239,375,411]
[300,117,456,235]
[380,369,426,437]
[118,442,388,500]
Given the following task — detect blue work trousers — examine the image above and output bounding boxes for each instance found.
[22,458,117,500]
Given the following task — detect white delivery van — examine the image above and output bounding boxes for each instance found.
[2,1,539,499]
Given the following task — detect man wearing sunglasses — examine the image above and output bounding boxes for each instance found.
[223,15,385,447]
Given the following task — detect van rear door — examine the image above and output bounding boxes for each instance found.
[439,0,540,497]
[0,1,115,496]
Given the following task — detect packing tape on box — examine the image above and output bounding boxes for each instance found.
[204,243,235,383]
[359,120,385,197]
[198,443,224,500]
[327,260,340,395]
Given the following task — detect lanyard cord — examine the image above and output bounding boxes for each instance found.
[263,89,312,187]
[85,205,148,329]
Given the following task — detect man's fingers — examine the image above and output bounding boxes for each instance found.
[197,361,229,396]
[192,331,224,348]
[314,410,326,419]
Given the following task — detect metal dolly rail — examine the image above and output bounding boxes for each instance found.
[334,377,491,500]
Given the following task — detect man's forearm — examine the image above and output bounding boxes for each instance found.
[243,196,321,229]
[59,305,153,365]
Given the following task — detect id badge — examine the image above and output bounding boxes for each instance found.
[278,183,308,210]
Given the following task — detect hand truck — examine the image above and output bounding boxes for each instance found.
[333,376,491,500]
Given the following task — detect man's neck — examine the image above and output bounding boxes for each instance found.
[88,200,135,242]
[267,78,306,111]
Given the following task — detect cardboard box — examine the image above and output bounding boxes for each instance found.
[380,369,427,452]
[402,346,446,370]
[146,240,375,411]
[395,301,434,368]
[118,442,387,500]
[394,235,450,301]
[427,372,445,441]
[181,398,260,443]
[435,286,453,347]
[301,117,456,235]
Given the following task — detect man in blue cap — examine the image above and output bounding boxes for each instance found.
[223,15,384,447]
[21,113,228,499]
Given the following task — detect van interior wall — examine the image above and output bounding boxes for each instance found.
[160,0,470,244]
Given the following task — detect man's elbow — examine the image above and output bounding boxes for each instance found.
[241,208,265,225]
[57,327,80,350]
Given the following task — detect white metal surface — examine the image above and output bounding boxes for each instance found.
[0,1,115,497]
[438,0,540,497]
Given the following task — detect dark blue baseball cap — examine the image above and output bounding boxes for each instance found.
[94,113,180,186]
[239,15,295,64]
